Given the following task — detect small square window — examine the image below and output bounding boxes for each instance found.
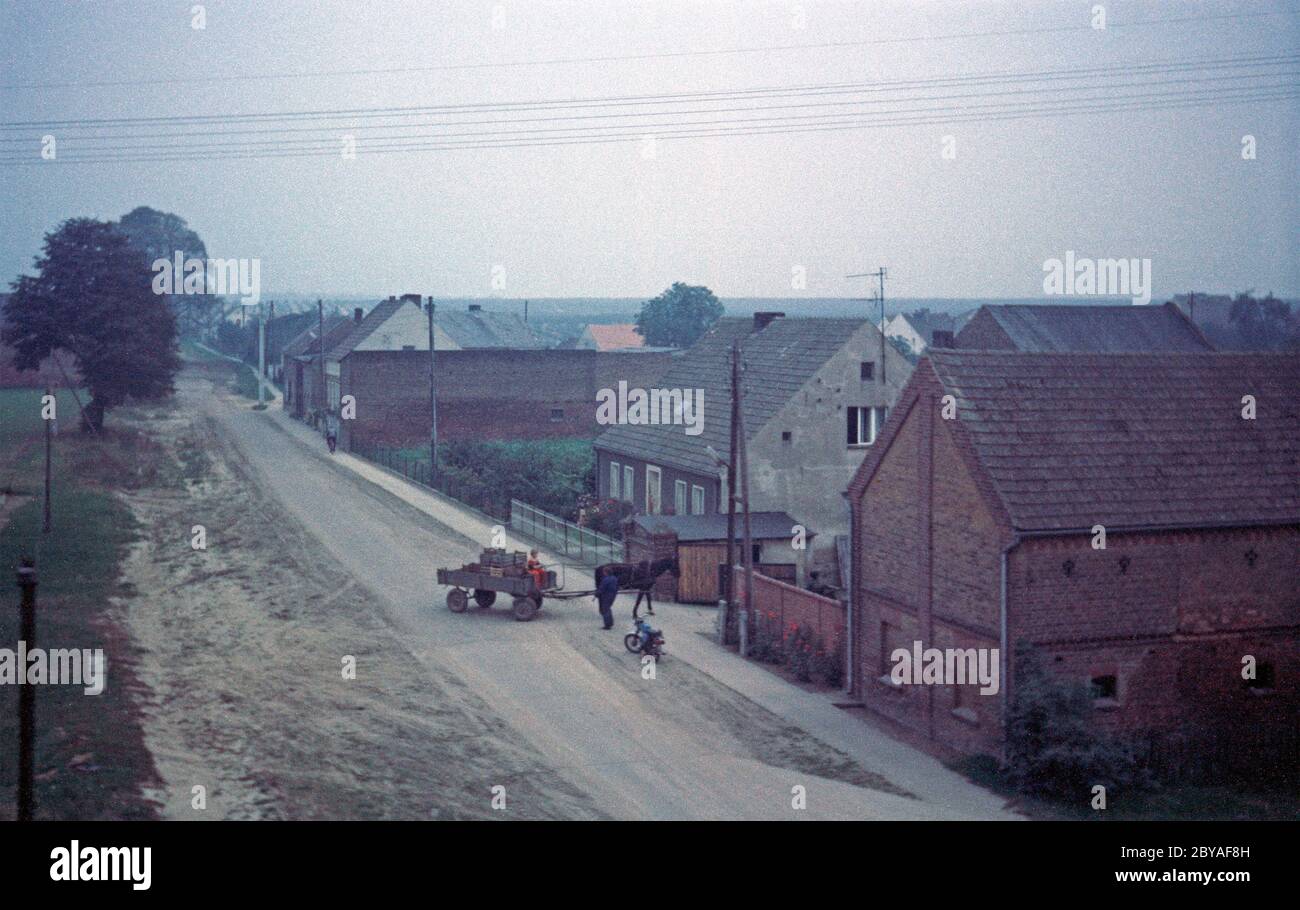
[1091,674,1118,701]
[860,361,874,381]
[549,408,564,422]
[781,431,792,442]
[1245,662,1275,693]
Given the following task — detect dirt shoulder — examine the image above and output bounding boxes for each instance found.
[114,369,603,819]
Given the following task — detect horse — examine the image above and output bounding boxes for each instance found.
[594,556,680,618]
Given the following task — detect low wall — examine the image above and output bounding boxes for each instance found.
[735,565,845,646]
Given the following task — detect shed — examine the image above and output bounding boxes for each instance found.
[625,511,810,604]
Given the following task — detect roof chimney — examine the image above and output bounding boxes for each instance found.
[753,311,784,331]
[931,329,955,349]
[468,303,482,313]
[353,307,364,323]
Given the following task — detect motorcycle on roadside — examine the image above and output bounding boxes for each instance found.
[623,616,665,661]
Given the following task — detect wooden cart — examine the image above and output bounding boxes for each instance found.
[436,563,558,622]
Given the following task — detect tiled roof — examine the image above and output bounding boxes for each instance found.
[437,309,543,349]
[595,316,872,476]
[328,297,410,360]
[282,315,347,359]
[927,350,1300,532]
[631,511,803,541]
[586,324,645,351]
[960,302,1214,352]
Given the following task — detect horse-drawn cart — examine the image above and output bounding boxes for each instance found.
[436,548,587,622]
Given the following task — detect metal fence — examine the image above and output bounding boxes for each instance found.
[510,498,623,565]
[350,440,509,522]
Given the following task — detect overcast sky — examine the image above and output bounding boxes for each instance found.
[1,0,1296,301]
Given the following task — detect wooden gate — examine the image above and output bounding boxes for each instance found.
[677,542,728,603]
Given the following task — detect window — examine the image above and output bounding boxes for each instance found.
[646,466,662,514]
[674,480,687,515]
[402,344,415,351]
[622,465,634,503]
[860,361,875,381]
[781,431,792,443]
[609,462,620,500]
[1245,662,1275,694]
[848,406,889,446]
[1090,674,1119,705]
[549,408,564,422]
[691,485,705,515]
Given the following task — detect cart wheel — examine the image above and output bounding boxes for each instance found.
[473,589,496,608]
[623,633,641,654]
[447,589,469,613]
[512,596,539,622]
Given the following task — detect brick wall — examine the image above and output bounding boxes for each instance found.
[737,565,845,648]
[338,348,673,448]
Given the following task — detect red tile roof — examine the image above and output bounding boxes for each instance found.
[587,323,645,351]
[923,351,1300,532]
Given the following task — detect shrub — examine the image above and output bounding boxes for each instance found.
[1005,641,1150,799]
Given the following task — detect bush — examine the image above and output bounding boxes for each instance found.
[1005,642,1150,800]
[575,494,636,538]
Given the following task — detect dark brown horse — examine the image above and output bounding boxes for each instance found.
[594,556,680,618]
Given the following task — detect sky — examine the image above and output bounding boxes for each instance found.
[0,0,1296,302]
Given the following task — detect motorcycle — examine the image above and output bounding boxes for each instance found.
[623,617,664,661]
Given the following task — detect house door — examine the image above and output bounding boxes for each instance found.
[678,543,728,603]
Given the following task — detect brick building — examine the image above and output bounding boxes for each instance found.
[337,346,673,450]
[846,350,1299,762]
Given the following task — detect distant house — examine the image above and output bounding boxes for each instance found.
[594,312,912,580]
[881,309,971,355]
[846,350,1300,760]
[281,314,350,418]
[956,301,1214,352]
[574,323,646,351]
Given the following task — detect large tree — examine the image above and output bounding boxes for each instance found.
[635,282,724,348]
[117,206,226,340]
[3,218,181,430]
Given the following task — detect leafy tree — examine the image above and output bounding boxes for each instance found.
[888,335,918,364]
[117,206,225,340]
[635,282,724,348]
[1228,291,1298,351]
[3,218,181,431]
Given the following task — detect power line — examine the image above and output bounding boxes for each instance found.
[9,79,1295,157]
[4,86,1291,166]
[0,7,1289,92]
[2,52,1293,134]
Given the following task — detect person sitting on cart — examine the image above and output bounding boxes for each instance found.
[526,549,547,593]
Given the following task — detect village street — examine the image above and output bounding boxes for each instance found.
[148,368,1019,821]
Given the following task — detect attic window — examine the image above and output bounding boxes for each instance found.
[860,361,874,381]
[782,431,792,443]
[1245,662,1275,694]
[550,408,564,422]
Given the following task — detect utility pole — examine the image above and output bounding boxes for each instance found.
[42,387,51,533]
[317,299,325,421]
[724,339,740,632]
[848,266,888,384]
[16,558,36,821]
[427,297,438,484]
[1188,290,1195,325]
[736,357,754,635]
[256,301,267,408]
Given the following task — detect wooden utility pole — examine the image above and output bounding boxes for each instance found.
[16,558,36,821]
[848,267,888,383]
[317,299,325,419]
[427,297,438,484]
[736,356,754,632]
[42,388,51,533]
[724,339,740,629]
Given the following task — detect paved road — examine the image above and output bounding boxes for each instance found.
[204,383,1007,820]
